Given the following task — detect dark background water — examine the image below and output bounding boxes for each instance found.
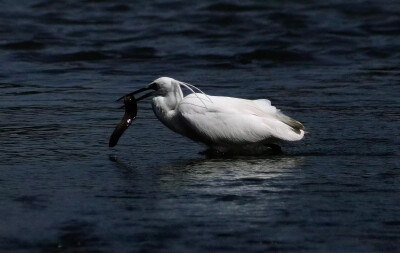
[1,0,399,252]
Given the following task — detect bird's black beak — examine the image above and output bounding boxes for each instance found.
[116,82,157,102]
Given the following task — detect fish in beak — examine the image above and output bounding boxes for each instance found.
[109,84,157,147]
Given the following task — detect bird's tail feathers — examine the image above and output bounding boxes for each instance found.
[275,112,305,134]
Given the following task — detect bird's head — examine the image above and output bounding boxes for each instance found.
[111,77,180,147]
[148,77,181,96]
[119,77,181,101]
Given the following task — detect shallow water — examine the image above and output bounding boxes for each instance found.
[0,0,399,252]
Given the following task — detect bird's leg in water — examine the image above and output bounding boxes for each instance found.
[264,144,282,155]
[198,148,221,156]
[199,144,282,156]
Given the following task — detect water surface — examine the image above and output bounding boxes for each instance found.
[0,0,399,252]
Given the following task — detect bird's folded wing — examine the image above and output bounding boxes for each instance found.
[177,94,304,144]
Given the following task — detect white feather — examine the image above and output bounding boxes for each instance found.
[178,94,304,145]
[149,77,305,152]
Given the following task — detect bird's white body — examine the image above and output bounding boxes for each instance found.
[149,77,305,153]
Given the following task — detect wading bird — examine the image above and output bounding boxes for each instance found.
[111,77,305,154]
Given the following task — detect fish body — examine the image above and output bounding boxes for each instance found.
[109,95,137,147]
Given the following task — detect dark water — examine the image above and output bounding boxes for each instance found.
[1,0,399,252]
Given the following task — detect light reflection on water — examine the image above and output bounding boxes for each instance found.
[1,0,400,251]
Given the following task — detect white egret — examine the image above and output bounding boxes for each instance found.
[114,77,305,154]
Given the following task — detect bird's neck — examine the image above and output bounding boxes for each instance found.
[152,88,183,118]
[152,89,184,133]
[163,88,183,111]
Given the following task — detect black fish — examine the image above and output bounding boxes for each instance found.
[109,95,137,147]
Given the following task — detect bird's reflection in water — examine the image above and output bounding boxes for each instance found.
[157,156,305,193]
[109,154,305,196]
[108,154,306,251]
